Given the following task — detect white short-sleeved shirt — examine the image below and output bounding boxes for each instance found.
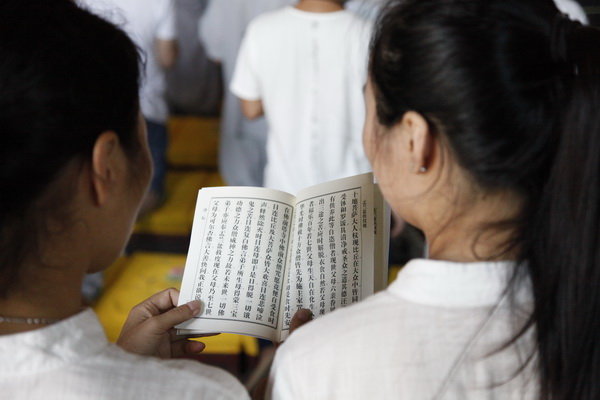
[345,0,385,20]
[231,7,373,194]
[553,0,589,24]
[78,0,177,123]
[268,258,538,400]
[0,309,249,400]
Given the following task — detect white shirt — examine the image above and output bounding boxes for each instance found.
[554,0,589,24]
[231,7,373,194]
[268,258,538,400]
[0,309,249,399]
[345,0,385,20]
[78,0,177,123]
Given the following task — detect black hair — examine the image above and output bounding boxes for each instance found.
[370,0,600,398]
[0,0,141,296]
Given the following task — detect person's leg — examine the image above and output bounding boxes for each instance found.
[139,119,168,216]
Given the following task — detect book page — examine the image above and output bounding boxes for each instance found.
[373,184,390,292]
[279,173,376,340]
[176,186,295,341]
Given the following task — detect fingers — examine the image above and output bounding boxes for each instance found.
[126,288,181,324]
[170,338,206,358]
[177,332,221,339]
[187,340,206,354]
[289,308,312,334]
[142,288,181,315]
[150,300,201,333]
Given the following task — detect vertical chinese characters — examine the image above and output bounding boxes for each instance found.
[192,198,292,329]
[283,187,363,330]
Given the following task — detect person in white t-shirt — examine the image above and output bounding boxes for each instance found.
[78,0,178,215]
[0,2,248,399]
[230,0,372,194]
[267,0,600,399]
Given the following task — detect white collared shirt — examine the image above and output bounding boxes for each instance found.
[268,258,537,400]
[0,309,248,399]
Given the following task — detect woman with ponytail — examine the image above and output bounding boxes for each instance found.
[267,0,600,399]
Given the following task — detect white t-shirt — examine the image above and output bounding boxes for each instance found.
[268,258,538,400]
[345,0,385,20]
[78,0,177,123]
[0,309,249,399]
[231,7,373,194]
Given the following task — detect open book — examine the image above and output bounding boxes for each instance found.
[176,173,390,342]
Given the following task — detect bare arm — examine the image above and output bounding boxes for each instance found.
[155,39,178,69]
[240,98,264,120]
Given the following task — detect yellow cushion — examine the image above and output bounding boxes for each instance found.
[102,256,128,292]
[388,264,404,284]
[167,117,220,169]
[95,251,259,356]
[135,170,226,236]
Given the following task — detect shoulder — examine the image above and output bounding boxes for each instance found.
[277,289,397,361]
[349,10,374,35]
[341,8,373,25]
[242,7,292,48]
[268,291,401,397]
[337,10,374,46]
[4,309,249,400]
[247,6,293,34]
[248,6,292,29]
[85,345,249,399]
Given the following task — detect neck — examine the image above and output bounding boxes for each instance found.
[423,188,523,262]
[295,0,344,13]
[0,264,86,335]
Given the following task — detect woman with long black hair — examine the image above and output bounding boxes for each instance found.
[268,0,600,399]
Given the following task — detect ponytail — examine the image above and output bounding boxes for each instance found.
[524,21,600,400]
[370,1,600,398]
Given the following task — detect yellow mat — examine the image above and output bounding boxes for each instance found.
[388,264,403,284]
[135,170,226,236]
[167,116,220,169]
[95,251,259,357]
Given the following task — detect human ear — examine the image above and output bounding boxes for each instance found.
[399,111,433,173]
[90,131,121,206]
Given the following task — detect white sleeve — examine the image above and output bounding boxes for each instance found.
[553,0,589,25]
[156,0,177,40]
[230,22,262,101]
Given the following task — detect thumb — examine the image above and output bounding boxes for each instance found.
[289,308,312,334]
[152,300,201,331]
